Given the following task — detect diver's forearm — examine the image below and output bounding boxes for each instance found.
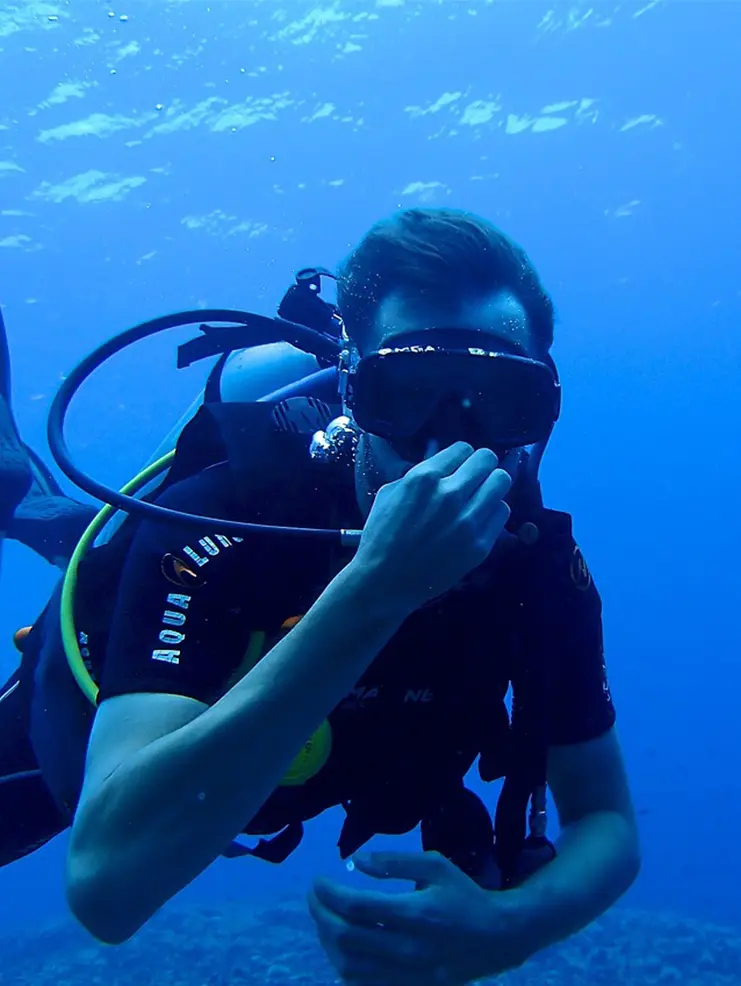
[70,562,408,943]
[497,811,641,963]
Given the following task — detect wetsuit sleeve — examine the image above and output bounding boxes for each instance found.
[542,535,616,747]
[97,470,258,706]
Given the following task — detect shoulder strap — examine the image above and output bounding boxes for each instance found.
[494,509,574,886]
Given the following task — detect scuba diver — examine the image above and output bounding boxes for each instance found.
[1,208,639,985]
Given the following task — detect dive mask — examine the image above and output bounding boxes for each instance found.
[344,332,561,456]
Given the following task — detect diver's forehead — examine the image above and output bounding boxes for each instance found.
[372,289,535,356]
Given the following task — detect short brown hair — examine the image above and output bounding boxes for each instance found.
[337,207,554,355]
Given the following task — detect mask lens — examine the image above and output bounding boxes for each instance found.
[351,348,558,452]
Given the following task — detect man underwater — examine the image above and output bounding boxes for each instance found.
[0,208,640,985]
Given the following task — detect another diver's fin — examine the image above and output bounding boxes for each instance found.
[0,393,33,534]
[0,306,95,567]
[1,301,33,530]
[8,475,96,567]
[0,306,10,411]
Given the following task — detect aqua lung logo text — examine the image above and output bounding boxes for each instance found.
[152,533,242,665]
[152,593,191,665]
[182,533,243,569]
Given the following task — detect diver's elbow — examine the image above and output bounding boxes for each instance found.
[66,852,150,945]
[625,841,642,889]
[618,817,642,893]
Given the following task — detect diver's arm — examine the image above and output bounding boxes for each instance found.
[67,562,409,946]
[494,534,639,959]
[498,728,640,957]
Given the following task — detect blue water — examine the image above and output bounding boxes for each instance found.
[1,0,740,967]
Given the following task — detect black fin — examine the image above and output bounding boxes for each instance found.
[0,307,95,565]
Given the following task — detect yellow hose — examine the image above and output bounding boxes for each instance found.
[60,451,177,705]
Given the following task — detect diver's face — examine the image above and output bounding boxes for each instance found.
[353,289,538,508]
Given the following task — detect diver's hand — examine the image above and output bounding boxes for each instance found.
[352,442,512,613]
[308,851,530,986]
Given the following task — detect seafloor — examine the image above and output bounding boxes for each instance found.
[1,900,740,985]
